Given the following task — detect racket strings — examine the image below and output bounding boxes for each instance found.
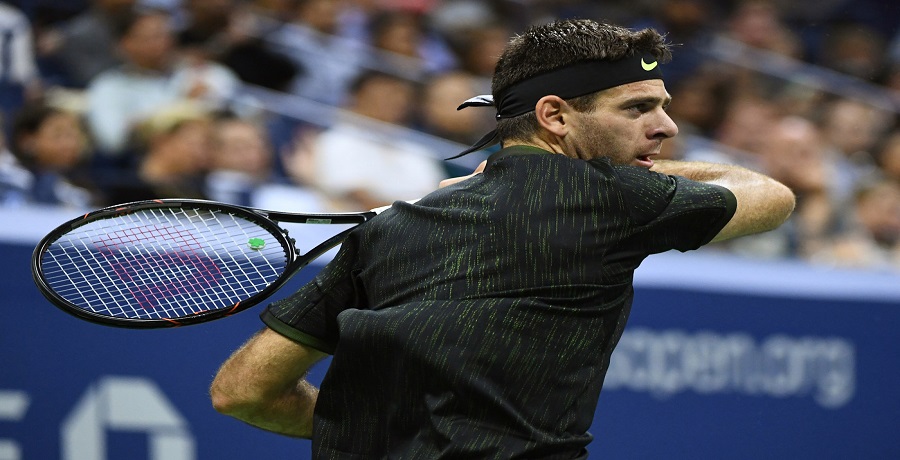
[95,223,222,311]
[41,207,290,320]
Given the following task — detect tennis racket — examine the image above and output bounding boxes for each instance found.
[32,199,377,328]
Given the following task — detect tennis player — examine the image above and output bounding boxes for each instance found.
[210,19,795,458]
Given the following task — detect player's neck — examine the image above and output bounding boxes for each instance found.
[503,138,566,156]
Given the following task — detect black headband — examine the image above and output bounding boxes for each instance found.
[449,53,664,159]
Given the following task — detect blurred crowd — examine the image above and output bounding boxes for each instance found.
[0,0,899,270]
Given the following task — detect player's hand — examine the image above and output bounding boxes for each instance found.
[439,161,487,188]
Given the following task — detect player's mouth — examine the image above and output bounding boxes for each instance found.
[634,153,655,168]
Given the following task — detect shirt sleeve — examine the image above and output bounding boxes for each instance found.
[613,165,737,254]
[260,233,366,354]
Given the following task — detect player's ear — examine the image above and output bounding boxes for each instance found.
[534,95,569,137]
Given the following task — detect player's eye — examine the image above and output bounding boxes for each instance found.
[627,103,652,114]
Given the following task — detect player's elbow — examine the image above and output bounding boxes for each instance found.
[766,180,796,231]
[209,386,238,416]
[209,374,264,417]
[744,179,795,235]
[713,180,796,243]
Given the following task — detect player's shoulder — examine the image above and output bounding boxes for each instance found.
[584,158,676,192]
[597,162,679,225]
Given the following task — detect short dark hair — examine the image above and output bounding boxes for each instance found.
[11,102,62,153]
[492,19,672,142]
[112,7,170,41]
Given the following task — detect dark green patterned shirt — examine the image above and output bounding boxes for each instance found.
[262,146,737,459]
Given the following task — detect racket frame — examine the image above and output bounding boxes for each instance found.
[32,199,375,328]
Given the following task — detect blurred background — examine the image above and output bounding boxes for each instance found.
[1,0,899,459]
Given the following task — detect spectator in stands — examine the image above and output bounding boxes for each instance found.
[818,97,890,210]
[268,0,363,106]
[283,70,445,211]
[420,0,488,39]
[85,7,184,158]
[100,102,212,204]
[812,178,900,270]
[684,96,776,166]
[170,34,241,112]
[722,0,803,59]
[712,1,806,114]
[874,130,900,183]
[205,113,276,206]
[0,3,43,135]
[177,0,233,47]
[0,116,33,206]
[37,0,135,88]
[84,7,238,161]
[818,22,887,81]
[416,70,487,146]
[364,9,456,80]
[882,62,900,103]
[758,116,837,258]
[205,112,330,213]
[664,67,729,139]
[176,0,299,91]
[7,100,100,208]
[448,20,511,95]
[245,0,296,22]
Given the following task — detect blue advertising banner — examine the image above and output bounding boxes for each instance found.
[3,207,899,459]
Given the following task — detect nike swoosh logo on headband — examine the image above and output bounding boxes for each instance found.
[641,58,658,71]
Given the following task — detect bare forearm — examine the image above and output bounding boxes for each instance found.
[217,377,319,438]
[652,159,796,241]
[651,159,745,182]
[210,329,326,438]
